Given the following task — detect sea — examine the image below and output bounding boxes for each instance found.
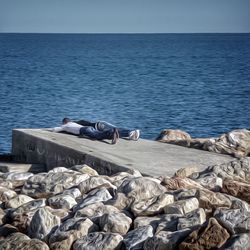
[0,33,250,154]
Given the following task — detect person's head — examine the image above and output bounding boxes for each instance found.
[62,117,71,124]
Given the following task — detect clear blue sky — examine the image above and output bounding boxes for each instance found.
[0,0,249,33]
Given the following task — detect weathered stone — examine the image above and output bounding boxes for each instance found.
[48,194,77,210]
[71,164,99,176]
[49,217,98,250]
[214,207,250,234]
[177,208,206,230]
[118,177,166,201]
[72,232,123,250]
[5,194,34,209]
[175,189,198,201]
[222,178,250,203]
[162,177,203,190]
[98,212,132,235]
[28,207,61,240]
[48,167,76,173]
[73,188,112,212]
[106,192,133,210]
[2,172,33,181]
[21,172,89,198]
[131,193,174,216]
[62,187,81,199]
[196,175,223,191]
[108,172,136,187]
[0,232,49,249]
[134,214,181,232]
[122,225,153,250]
[175,166,199,178]
[0,187,16,202]
[144,229,191,250]
[78,176,116,194]
[0,224,19,238]
[179,218,230,250]
[198,189,232,210]
[0,180,13,189]
[156,129,192,146]
[45,206,69,220]
[221,233,250,250]
[74,202,119,218]
[164,197,199,215]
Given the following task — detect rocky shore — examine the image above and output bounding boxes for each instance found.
[0,156,250,249]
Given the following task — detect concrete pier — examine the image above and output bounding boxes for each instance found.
[12,129,233,176]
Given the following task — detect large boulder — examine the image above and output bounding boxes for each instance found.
[48,194,77,210]
[72,232,123,250]
[5,194,34,209]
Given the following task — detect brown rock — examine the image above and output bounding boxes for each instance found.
[175,166,199,178]
[162,177,203,191]
[179,217,230,250]
[222,178,250,203]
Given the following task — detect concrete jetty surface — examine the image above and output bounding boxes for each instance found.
[12,129,233,176]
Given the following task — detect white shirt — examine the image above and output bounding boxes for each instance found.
[53,122,83,135]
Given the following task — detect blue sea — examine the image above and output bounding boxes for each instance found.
[0,33,250,154]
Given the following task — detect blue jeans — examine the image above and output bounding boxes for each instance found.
[96,121,131,138]
[79,126,115,140]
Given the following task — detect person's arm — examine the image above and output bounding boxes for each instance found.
[52,126,64,132]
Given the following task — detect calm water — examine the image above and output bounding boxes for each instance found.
[0,33,250,154]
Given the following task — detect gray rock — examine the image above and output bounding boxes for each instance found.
[196,175,223,191]
[78,176,116,194]
[220,233,250,250]
[62,187,81,199]
[72,232,123,250]
[98,212,132,235]
[122,225,154,250]
[162,177,203,190]
[106,192,134,210]
[0,232,49,250]
[5,194,34,209]
[74,202,119,218]
[73,188,113,212]
[22,172,89,198]
[214,207,250,234]
[71,164,99,176]
[131,193,174,216]
[174,189,198,201]
[2,172,34,181]
[177,208,206,230]
[164,197,199,215]
[48,194,77,209]
[28,207,60,240]
[49,217,98,250]
[144,229,191,250]
[0,187,16,202]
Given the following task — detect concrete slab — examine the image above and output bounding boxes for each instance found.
[0,161,46,173]
[12,129,234,176]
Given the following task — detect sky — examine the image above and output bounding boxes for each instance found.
[0,0,250,33]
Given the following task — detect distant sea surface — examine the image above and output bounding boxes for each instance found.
[0,33,250,154]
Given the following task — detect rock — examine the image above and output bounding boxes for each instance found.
[73,188,113,212]
[144,229,191,250]
[221,233,250,250]
[78,176,116,194]
[0,232,49,249]
[48,194,77,210]
[0,179,13,189]
[164,197,199,215]
[177,208,206,230]
[156,129,192,146]
[203,129,250,157]
[5,194,34,209]
[195,175,223,191]
[222,178,250,203]
[74,202,119,219]
[122,225,154,250]
[0,208,5,225]
[108,172,137,187]
[2,172,33,181]
[48,167,77,173]
[62,187,81,199]
[179,217,230,250]
[214,207,250,234]
[175,166,199,178]
[134,214,182,232]
[0,224,19,238]
[22,172,89,198]
[106,192,133,210]
[118,177,166,201]
[71,164,99,176]
[98,212,132,235]
[49,217,98,250]
[162,177,203,190]
[198,189,232,210]
[28,207,61,240]
[45,206,69,220]
[0,187,16,202]
[175,189,198,201]
[131,193,174,216]
[72,232,123,250]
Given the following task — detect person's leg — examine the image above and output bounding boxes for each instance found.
[79,127,119,144]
